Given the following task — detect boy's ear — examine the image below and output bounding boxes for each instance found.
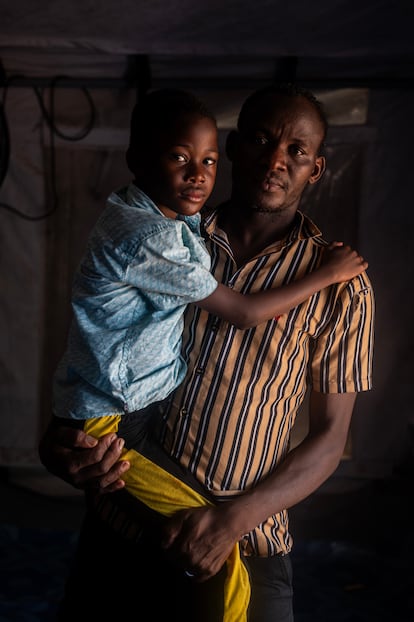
[225,130,239,162]
[125,147,135,174]
[308,155,326,185]
[126,147,142,177]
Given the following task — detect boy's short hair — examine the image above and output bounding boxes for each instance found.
[126,88,217,174]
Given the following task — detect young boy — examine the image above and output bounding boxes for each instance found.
[53,87,367,483]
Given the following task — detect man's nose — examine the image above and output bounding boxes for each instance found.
[265,144,287,170]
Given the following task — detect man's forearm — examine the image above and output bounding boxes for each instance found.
[220,391,356,539]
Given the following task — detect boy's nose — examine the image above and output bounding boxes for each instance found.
[186,164,205,182]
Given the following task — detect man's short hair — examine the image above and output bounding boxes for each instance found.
[237,82,328,147]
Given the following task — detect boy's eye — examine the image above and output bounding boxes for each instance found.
[171,153,187,162]
[204,157,217,166]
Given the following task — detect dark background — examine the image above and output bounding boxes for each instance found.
[0,2,413,619]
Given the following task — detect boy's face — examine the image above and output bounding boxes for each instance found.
[138,113,219,219]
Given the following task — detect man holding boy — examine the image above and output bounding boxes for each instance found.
[39,83,374,621]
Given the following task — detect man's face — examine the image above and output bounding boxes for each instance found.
[228,94,325,215]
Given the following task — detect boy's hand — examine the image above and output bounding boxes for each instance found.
[321,241,368,282]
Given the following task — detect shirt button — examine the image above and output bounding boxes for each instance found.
[180,408,187,417]
[195,367,204,375]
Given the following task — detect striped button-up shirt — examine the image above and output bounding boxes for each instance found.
[159,206,375,557]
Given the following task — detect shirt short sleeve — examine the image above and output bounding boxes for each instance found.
[311,273,375,393]
[125,219,218,311]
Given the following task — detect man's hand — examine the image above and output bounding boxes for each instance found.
[38,419,130,493]
[160,505,241,582]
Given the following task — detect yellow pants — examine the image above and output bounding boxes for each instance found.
[83,414,251,622]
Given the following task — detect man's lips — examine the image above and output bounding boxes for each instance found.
[261,176,286,192]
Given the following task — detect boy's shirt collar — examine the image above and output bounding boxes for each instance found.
[124,183,201,229]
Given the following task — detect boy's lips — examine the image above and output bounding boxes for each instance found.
[180,189,206,202]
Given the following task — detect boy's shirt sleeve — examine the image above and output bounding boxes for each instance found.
[125,221,218,310]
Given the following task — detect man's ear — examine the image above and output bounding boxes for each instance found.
[225,130,239,162]
[308,155,326,185]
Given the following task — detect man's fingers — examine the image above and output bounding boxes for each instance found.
[53,425,100,450]
[81,434,124,463]
[83,461,130,493]
[93,461,130,493]
[78,437,130,492]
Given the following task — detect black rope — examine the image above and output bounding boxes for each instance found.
[0,98,9,189]
[0,74,96,221]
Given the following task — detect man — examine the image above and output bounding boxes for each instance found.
[39,83,374,622]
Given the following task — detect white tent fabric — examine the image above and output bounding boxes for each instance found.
[1,0,412,59]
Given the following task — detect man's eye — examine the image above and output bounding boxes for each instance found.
[253,135,268,145]
[289,145,305,156]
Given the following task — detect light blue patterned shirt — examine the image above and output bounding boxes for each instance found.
[53,184,218,420]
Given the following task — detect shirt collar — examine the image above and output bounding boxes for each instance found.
[112,183,201,229]
[203,204,322,250]
[126,183,201,229]
[125,183,162,214]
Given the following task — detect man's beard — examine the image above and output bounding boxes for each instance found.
[251,203,289,216]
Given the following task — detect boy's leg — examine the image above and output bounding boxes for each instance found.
[57,503,226,621]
